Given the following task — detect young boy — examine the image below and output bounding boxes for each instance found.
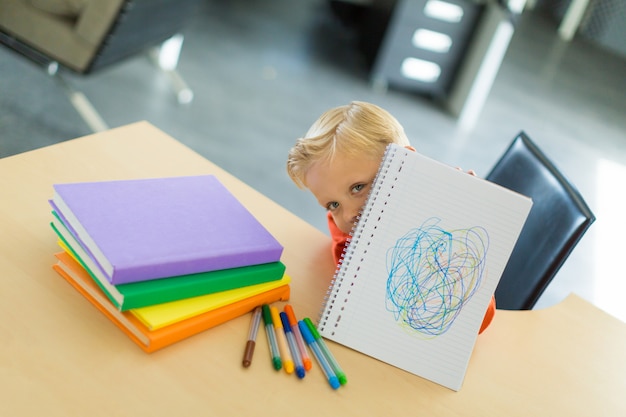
[287,101,495,333]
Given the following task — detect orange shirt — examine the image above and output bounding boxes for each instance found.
[327,212,495,334]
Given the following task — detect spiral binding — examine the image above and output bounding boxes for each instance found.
[317,144,399,333]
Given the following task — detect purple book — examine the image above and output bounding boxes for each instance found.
[51,175,283,284]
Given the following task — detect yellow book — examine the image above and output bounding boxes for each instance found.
[131,274,291,330]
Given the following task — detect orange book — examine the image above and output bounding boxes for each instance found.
[53,258,290,353]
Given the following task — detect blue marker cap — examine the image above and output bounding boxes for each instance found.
[328,375,340,390]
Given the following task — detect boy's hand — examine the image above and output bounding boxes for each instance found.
[456,167,477,177]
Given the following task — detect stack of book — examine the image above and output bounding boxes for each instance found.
[49,175,290,353]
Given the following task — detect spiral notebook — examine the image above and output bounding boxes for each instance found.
[318,144,532,391]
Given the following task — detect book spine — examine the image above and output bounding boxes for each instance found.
[318,144,399,333]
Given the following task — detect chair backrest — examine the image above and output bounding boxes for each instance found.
[88,0,201,73]
[0,0,201,74]
[486,132,595,310]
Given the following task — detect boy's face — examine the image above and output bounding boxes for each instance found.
[305,151,381,235]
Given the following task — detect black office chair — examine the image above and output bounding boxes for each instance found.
[486,132,595,310]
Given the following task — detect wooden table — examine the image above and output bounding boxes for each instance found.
[1,122,624,416]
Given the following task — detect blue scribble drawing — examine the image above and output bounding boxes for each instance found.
[385,217,488,337]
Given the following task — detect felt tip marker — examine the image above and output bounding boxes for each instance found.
[284,304,312,371]
[304,317,347,385]
[280,311,306,379]
[299,320,340,390]
[270,306,294,374]
[261,304,282,370]
[242,306,262,368]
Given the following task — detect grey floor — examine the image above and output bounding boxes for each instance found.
[1,0,625,321]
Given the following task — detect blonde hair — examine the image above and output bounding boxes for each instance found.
[287,101,410,188]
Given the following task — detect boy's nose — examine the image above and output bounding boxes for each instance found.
[342,207,360,229]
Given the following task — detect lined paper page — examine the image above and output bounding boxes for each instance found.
[319,144,532,390]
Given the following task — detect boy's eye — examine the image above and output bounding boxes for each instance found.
[327,201,339,211]
[351,183,366,193]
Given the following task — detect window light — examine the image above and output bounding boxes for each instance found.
[401,58,441,82]
[412,29,453,53]
[424,0,464,23]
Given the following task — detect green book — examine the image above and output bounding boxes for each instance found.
[51,216,286,311]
